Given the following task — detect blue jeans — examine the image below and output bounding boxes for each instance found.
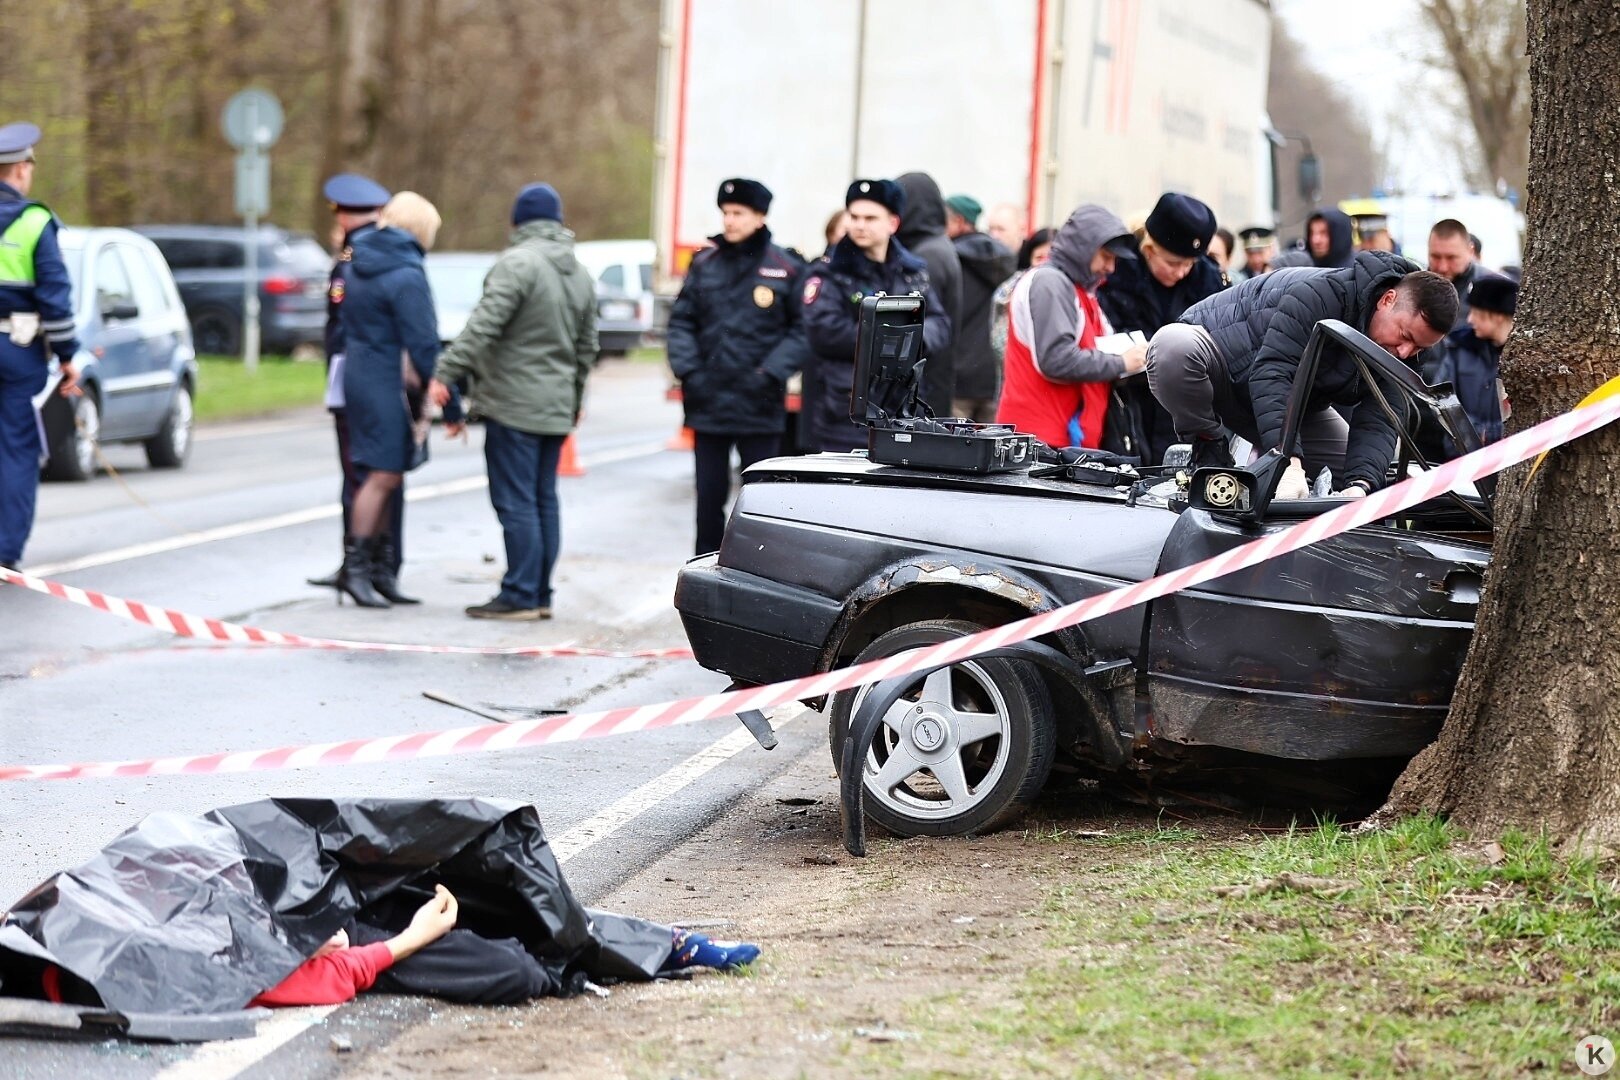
[0,338,48,565]
[483,420,566,609]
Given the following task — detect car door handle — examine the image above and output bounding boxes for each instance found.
[1429,570,1482,605]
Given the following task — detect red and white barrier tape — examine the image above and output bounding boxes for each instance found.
[0,567,692,660]
[3,394,1616,782]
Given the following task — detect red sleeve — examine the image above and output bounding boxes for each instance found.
[250,942,395,1008]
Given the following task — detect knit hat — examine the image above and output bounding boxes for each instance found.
[944,194,982,225]
[512,182,563,225]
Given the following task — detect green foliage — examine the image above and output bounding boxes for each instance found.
[194,355,325,422]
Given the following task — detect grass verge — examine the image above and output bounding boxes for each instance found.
[195,355,326,422]
[925,816,1620,1078]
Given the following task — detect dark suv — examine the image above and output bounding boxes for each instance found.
[133,225,330,354]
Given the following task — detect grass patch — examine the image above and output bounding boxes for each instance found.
[930,816,1620,1077]
[195,354,327,422]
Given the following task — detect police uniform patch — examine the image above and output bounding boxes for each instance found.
[329,280,345,303]
[753,284,775,309]
[803,277,821,304]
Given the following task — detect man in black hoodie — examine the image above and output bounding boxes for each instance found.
[1146,251,1455,497]
[944,194,1016,421]
[1271,208,1356,270]
[895,172,962,416]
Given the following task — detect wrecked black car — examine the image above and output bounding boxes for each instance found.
[676,295,1494,838]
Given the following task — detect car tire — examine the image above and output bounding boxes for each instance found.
[190,308,240,355]
[828,619,1056,837]
[144,383,194,469]
[44,391,101,483]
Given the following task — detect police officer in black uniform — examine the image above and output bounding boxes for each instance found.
[306,173,415,600]
[0,123,79,571]
[667,178,809,555]
[801,179,950,453]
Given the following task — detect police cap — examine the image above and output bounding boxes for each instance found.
[1469,273,1518,317]
[0,122,42,166]
[717,178,772,214]
[846,178,904,217]
[1238,225,1275,251]
[323,173,391,212]
[1144,192,1218,259]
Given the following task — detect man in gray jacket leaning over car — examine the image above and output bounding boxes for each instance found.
[430,182,597,621]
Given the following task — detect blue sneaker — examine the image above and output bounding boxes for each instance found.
[664,929,761,972]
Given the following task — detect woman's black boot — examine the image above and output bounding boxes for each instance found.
[370,535,420,605]
[337,538,391,608]
[307,537,354,590]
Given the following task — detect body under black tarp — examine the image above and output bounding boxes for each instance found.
[0,797,671,1031]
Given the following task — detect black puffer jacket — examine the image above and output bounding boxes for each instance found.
[896,173,962,415]
[666,227,809,435]
[1179,250,1420,488]
[950,231,1016,401]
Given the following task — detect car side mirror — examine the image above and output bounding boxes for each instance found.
[102,301,139,321]
[1189,449,1287,523]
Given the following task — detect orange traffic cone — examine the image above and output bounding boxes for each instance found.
[667,425,695,451]
[558,432,585,477]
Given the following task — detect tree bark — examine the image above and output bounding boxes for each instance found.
[1380,0,1620,852]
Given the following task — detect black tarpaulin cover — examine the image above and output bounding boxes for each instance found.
[0,797,671,1018]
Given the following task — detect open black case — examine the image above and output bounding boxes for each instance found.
[852,293,1035,474]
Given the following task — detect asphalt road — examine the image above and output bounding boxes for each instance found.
[0,359,822,1078]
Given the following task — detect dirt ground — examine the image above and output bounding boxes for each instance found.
[349,746,1197,1080]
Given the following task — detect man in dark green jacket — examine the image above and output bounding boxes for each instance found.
[430,183,597,620]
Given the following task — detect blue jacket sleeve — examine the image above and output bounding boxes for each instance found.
[34,221,79,361]
[801,271,858,363]
[395,267,443,384]
[665,259,704,381]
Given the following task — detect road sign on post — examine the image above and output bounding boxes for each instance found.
[221,89,284,373]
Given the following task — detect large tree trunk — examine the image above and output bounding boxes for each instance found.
[1380,0,1620,851]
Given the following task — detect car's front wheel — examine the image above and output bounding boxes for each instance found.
[828,619,1056,837]
[144,383,194,468]
[44,391,100,482]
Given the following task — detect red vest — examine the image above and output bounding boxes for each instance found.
[996,268,1113,448]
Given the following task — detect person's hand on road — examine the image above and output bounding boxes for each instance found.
[1121,343,1148,375]
[428,379,451,408]
[443,422,466,441]
[1276,459,1310,500]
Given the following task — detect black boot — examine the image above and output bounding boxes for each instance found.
[307,537,354,589]
[337,538,390,608]
[370,535,420,605]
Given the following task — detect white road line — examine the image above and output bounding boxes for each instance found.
[548,708,801,861]
[26,441,668,578]
[161,709,796,1080]
[193,417,328,442]
[150,1006,340,1080]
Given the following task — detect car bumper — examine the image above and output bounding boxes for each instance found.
[598,328,646,353]
[674,556,844,686]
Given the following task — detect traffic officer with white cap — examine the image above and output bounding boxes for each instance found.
[306,172,416,599]
[0,122,79,570]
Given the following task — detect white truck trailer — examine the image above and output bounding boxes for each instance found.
[651,0,1276,278]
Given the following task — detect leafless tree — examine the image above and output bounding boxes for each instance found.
[1417,0,1530,196]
